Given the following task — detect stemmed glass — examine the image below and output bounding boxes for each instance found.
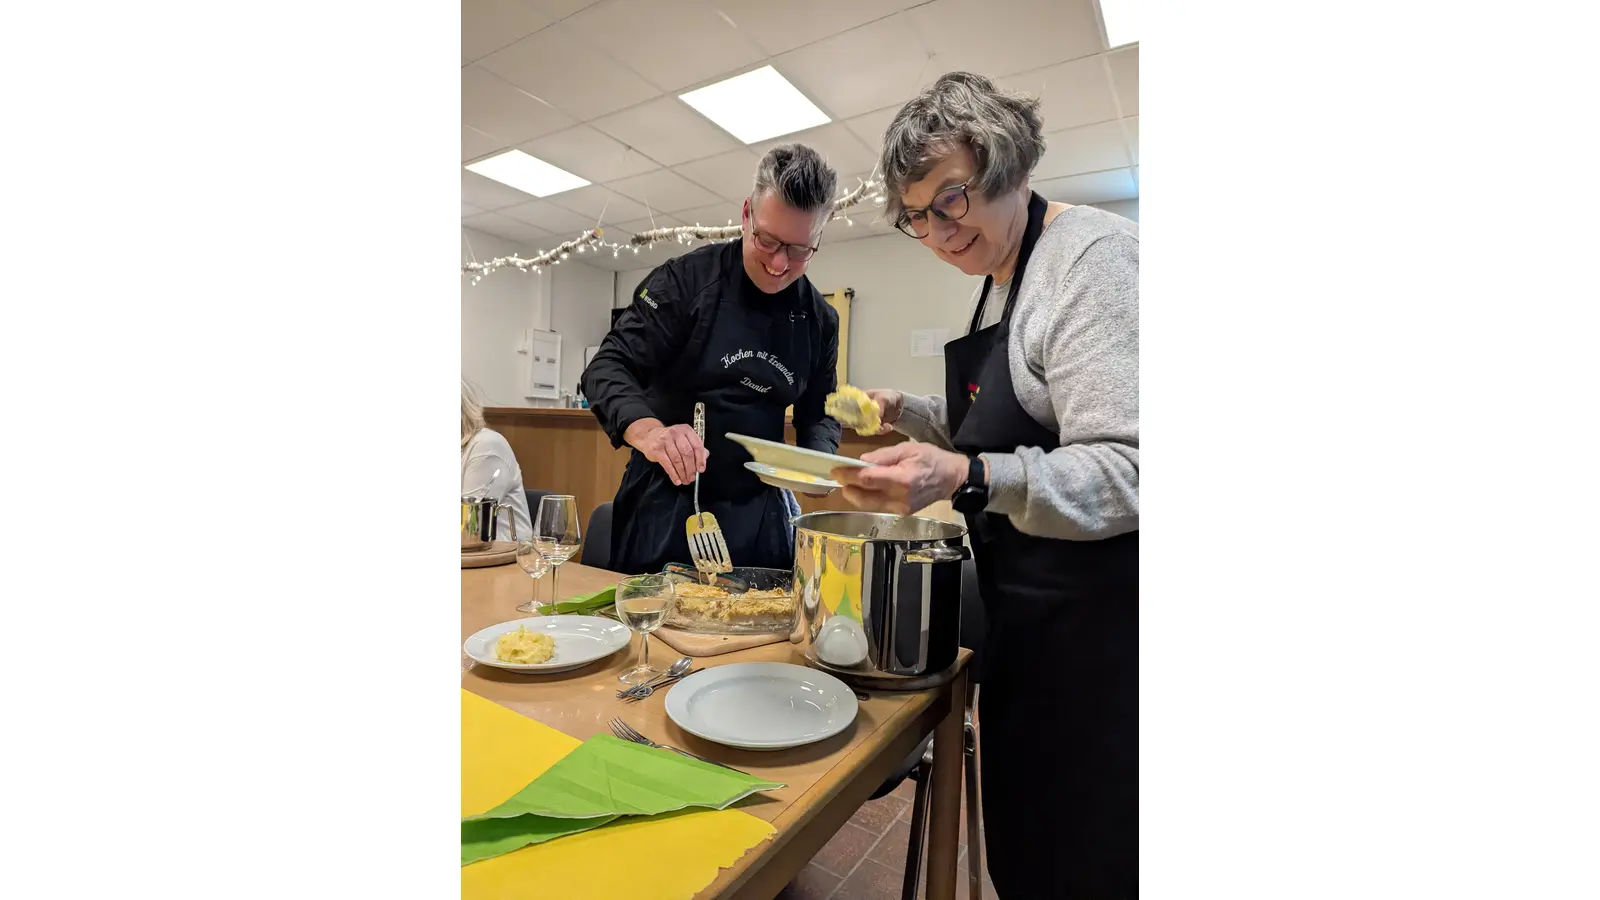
[615,574,675,685]
[514,538,550,614]
[534,495,583,613]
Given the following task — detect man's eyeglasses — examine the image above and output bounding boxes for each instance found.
[745,197,821,261]
[894,180,972,238]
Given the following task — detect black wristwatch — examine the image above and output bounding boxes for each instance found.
[951,456,989,514]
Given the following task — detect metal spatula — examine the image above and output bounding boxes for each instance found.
[685,402,732,574]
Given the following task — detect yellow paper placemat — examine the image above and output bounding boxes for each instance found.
[461,690,776,899]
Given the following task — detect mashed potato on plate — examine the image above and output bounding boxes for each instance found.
[495,626,554,664]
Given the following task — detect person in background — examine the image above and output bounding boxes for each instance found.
[460,381,533,542]
[582,144,842,574]
[832,72,1139,898]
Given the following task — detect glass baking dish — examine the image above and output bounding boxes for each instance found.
[659,564,799,635]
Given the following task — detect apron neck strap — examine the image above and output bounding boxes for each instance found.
[966,192,1050,336]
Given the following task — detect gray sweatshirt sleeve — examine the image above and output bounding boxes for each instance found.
[984,233,1140,539]
[894,392,955,451]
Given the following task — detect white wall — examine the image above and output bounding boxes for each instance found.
[460,226,541,406]
[1096,198,1139,221]
[548,260,615,398]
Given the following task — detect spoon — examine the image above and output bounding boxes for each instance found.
[615,656,692,698]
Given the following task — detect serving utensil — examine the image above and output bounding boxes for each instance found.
[685,402,732,575]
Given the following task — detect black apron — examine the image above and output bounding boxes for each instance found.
[611,261,814,575]
[948,194,1138,898]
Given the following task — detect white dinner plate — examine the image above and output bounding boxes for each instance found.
[726,433,872,482]
[462,616,629,674]
[664,662,860,751]
[743,461,841,494]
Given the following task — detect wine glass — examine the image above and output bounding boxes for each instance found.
[615,574,675,685]
[514,538,550,614]
[534,495,583,613]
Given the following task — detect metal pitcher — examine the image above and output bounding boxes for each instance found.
[461,496,516,550]
[792,511,969,677]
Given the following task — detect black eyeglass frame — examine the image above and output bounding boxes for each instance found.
[893,179,975,238]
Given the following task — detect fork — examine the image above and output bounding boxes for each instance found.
[608,718,751,775]
[685,402,733,575]
[620,668,701,701]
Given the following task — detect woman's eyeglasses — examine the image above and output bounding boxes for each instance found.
[894,180,972,238]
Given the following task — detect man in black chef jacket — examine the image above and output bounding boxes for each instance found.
[581,144,843,574]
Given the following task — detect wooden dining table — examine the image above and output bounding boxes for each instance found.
[463,560,971,900]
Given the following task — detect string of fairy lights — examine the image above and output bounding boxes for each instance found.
[462,175,888,285]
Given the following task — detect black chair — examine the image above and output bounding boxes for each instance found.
[869,556,986,900]
[524,488,555,515]
[581,501,613,570]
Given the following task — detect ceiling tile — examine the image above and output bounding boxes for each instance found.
[673,202,742,228]
[673,148,762,201]
[463,201,486,217]
[753,123,879,182]
[1033,168,1138,205]
[710,0,910,57]
[996,54,1120,131]
[1031,120,1130,182]
[844,106,901,155]
[909,0,1104,80]
[822,214,896,244]
[1121,117,1138,164]
[1107,46,1139,116]
[499,199,599,234]
[518,125,662,183]
[591,96,741,167]
[461,65,577,146]
[615,214,685,235]
[525,0,603,15]
[774,14,934,121]
[462,169,539,210]
[464,212,555,244]
[608,169,724,213]
[566,0,765,92]
[476,23,662,121]
[462,0,552,64]
[463,124,505,163]
[545,185,650,225]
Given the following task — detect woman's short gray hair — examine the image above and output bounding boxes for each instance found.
[752,143,838,214]
[461,379,486,447]
[879,72,1046,221]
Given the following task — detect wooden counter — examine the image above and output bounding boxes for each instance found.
[484,406,956,533]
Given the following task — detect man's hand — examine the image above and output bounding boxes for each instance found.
[831,440,969,515]
[625,418,708,486]
[863,389,904,436]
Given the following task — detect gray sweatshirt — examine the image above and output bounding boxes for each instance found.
[896,205,1139,540]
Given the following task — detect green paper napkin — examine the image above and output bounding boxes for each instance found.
[552,585,615,615]
[461,733,784,865]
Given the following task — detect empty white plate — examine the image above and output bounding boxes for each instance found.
[462,616,629,674]
[743,461,840,494]
[726,433,872,483]
[664,662,859,751]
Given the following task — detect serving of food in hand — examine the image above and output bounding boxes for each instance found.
[463,616,630,673]
[824,384,883,435]
[660,565,799,635]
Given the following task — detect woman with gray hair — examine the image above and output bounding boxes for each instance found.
[832,72,1139,898]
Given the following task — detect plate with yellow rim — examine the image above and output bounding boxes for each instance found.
[727,432,872,483]
[743,461,841,494]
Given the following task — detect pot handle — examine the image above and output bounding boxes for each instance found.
[902,544,971,564]
[498,501,516,542]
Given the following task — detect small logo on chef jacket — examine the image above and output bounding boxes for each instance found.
[637,288,657,309]
[968,382,981,402]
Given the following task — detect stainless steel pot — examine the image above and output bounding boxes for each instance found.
[792,511,969,678]
[461,496,515,550]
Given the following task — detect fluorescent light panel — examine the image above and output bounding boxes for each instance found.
[1099,0,1137,48]
[465,150,589,198]
[678,66,831,144]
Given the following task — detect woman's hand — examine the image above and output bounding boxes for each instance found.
[831,441,969,515]
[863,389,903,436]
